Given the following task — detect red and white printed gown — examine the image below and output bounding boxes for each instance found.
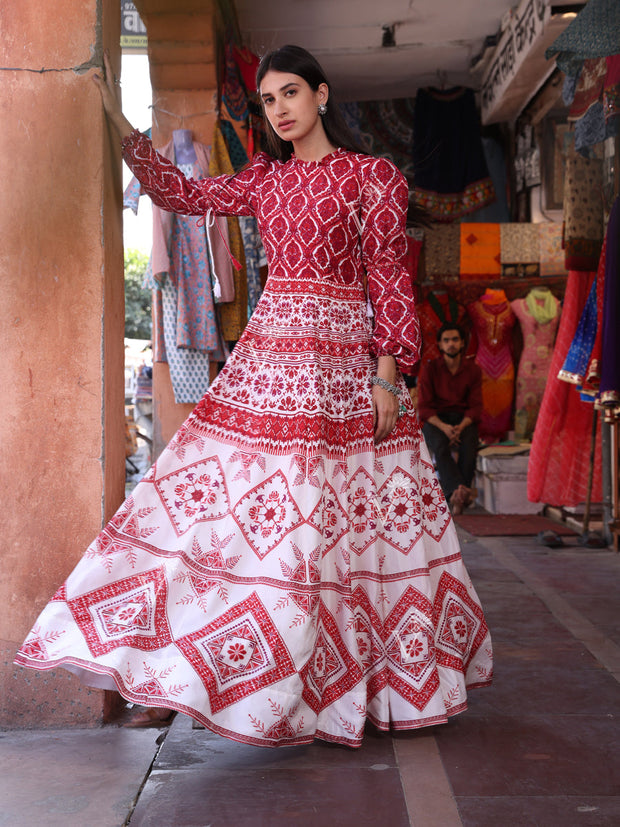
[16,133,492,747]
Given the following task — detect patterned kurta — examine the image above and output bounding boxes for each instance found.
[15,133,492,747]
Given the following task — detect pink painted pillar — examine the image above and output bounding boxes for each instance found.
[0,0,126,726]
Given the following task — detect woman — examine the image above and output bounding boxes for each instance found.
[15,46,492,747]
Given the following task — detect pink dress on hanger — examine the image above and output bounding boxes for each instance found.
[15,132,492,748]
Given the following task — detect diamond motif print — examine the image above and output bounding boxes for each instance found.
[384,585,440,711]
[376,468,423,553]
[433,572,488,672]
[346,467,378,556]
[154,455,230,536]
[232,470,304,559]
[351,585,387,701]
[307,481,348,556]
[176,592,296,714]
[301,601,363,714]
[67,568,172,656]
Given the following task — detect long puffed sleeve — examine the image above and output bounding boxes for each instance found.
[360,157,421,372]
[121,129,273,218]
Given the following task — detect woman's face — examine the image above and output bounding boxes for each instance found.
[259,70,328,145]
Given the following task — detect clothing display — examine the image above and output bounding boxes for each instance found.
[423,224,461,282]
[500,224,540,265]
[539,223,568,277]
[597,196,620,406]
[459,224,502,281]
[219,119,267,317]
[545,0,620,77]
[528,270,603,506]
[339,98,416,184]
[467,290,516,443]
[15,133,492,748]
[562,150,604,271]
[209,121,249,341]
[411,87,495,221]
[124,137,232,403]
[511,288,560,440]
[558,278,598,389]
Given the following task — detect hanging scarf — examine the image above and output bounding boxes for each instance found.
[525,287,559,325]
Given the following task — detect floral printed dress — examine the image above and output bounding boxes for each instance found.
[15,133,492,747]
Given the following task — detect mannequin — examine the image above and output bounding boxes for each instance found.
[173,128,197,166]
[511,287,560,440]
[467,288,516,442]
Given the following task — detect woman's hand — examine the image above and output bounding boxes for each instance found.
[372,355,400,444]
[372,384,400,443]
[92,50,134,139]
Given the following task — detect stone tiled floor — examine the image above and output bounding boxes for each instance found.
[1,530,619,826]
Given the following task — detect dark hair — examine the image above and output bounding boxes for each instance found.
[436,323,466,343]
[255,44,368,161]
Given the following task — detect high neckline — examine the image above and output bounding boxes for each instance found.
[290,147,345,167]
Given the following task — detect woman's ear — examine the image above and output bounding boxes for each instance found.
[317,82,329,105]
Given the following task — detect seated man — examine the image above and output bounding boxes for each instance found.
[417,323,482,514]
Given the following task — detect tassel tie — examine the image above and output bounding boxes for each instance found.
[196,210,243,274]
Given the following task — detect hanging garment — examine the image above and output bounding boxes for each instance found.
[511,289,561,440]
[500,224,540,266]
[558,279,598,387]
[15,134,492,749]
[459,223,501,281]
[528,270,603,506]
[597,196,620,407]
[209,121,248,341]
[423,223,461,282]
[221,42,248,121]
[411,87,495,221]
[467,292,516,442]
[545,0,620,77]
[219,119,267,317]
[539,223,568,277]
[124,141,232,403]
[562,150,604,272]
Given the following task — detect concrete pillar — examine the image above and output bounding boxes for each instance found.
[0,0,125,727]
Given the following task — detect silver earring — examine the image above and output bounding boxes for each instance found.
[318,102,327,116]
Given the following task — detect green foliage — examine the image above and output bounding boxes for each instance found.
[124,248,152,339]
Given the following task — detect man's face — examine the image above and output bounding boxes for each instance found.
[438,330,463,357]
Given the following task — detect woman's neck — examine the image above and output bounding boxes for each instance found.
[291,124,337,163]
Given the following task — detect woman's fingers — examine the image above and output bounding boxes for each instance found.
[372,388,400,443]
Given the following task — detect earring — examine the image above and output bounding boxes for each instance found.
[318,102,327,116]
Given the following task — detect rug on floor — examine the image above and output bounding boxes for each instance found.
[454,513,577,537]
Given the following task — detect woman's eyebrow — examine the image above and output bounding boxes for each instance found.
[261,82,300,99]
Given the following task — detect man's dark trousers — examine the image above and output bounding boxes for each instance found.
[422,411,478,501]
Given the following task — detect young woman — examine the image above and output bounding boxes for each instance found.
[15,45,492,747]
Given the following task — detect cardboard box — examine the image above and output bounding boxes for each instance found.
[475,470,541,515]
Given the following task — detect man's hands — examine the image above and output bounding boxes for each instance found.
[426,415,472,446]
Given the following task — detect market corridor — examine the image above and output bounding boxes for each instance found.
[2,527,619,827]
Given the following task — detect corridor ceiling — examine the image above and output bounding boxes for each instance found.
[234,0,584,102]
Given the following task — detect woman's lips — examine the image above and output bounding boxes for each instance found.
[278,120,294,131]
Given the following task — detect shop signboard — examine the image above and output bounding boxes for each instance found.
[481,0,551,124]
[121,1,147,50]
